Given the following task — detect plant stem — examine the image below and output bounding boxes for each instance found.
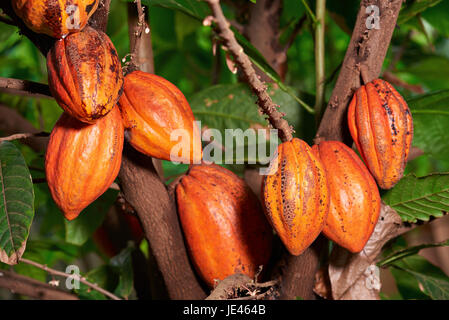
[314,0,326,127]
[19,258,122,300]
[301,0,317,23]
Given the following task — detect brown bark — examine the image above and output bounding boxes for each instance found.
[316,0,404,143]
[0,104,49,152]
[0,270,79,300]
[118,144,206,299]
[244,0,286,81]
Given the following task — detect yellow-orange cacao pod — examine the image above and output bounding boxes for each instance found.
[12,0,99,39]
[45,107,124,220]
[176,164,273,287]
[262,138,329,256]
[348,79,413,189]
[118,71,202,164]
[312,141,381,253]
[47,26,124,123]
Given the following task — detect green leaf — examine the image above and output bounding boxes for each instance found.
[378,239,449,267]
[397,0,442,25]
[233,30,314,113]
[400,56,449,90]
[408,89,449,162]
[390,266,430,300]
[0,141,34,265]
[140,0,209,20]
[65,189,118,246]
[422,0,449,36]
[327,0,359,34]
[406,269,449,299]
[110,247,134,299]
[75,265,113,300]
[382,174,449,223]
[391,255,449,300]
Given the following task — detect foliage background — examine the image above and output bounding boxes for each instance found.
[1,0,449,299]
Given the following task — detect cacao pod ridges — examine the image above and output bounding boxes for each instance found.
[12,0,99,39]
[313,141,381,253]
[348,79,413,189]
[176,164,273,288]
[118,71,202,164]
[47,26,124,123]
[262,138,329,256]
[45,107,124,220]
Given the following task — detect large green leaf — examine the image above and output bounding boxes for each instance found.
[0,141,34,265]
[391,255,449,300]
[110,247,134,299]
[139,0,208,20]
[382,174,449,223]
[65,189,118,246]
[422,0,449,36]
[397,0,442,25]
[378,239,449,267]
[408,89,449,161]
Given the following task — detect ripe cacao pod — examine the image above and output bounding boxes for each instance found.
[118,71,202,164]
[262,138,329,256]
[12,0,99,39]
[312,141,381,253]
[47,26,124,123]
[45,107,124,220]
[348,79,413,189]
[176,164,272,287]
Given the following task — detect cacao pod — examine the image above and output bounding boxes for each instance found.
[118,70,202,164]
[176,164,272,287]
[47,26,124,123]
[12,0,99,39]
[45,107,124,220]
[262,138,329,256]
[348,79,413,189]
[312,141,381,253]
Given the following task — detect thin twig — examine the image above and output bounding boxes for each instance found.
[283,15,307,52]
[205,0,293,142]
[314,0,326,127]
[19,258,122,300]
[301,0,317,23]
[0,132,49,142]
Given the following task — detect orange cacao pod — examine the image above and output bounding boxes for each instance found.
[176,164,272,287]
[12,0,99,38]
[118,71,202,164]
[47,26,124,123]
[262,138,329,256]
[348,79,413,189]
[312,141,381,253]
[45,107,124,220]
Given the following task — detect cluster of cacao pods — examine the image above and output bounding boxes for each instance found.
[12,1,202,220]
[261,79,413,255]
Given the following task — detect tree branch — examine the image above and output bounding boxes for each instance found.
[315,0,404,143]
[314,0,326,125]
[0,104,49,152]
[0,77,52,98]
[0,269,79,300]
[205,0,293,142]
[19,258,121,300]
